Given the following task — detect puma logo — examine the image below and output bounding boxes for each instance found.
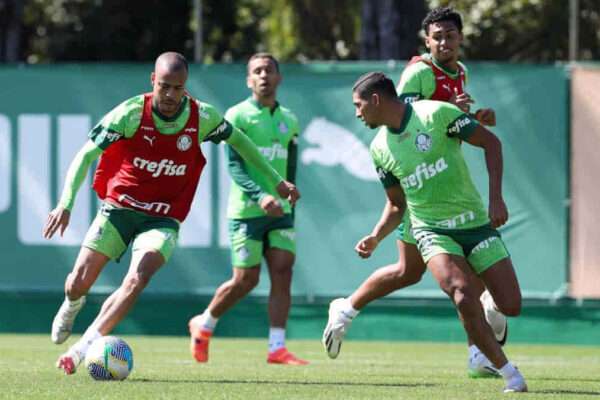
[143,135,156,146]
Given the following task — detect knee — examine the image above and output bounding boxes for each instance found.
[390,262,424,287]
[123,272,151,295]
[496,295,521,317]
[442,282,479,318]
[233,272,259,293]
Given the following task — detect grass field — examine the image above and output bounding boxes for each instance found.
[2,334,599,399]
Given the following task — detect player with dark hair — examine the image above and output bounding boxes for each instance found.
[324,72,527,392]
[188,53,307,365]
[45,51,300,375]
[323,7,508,379]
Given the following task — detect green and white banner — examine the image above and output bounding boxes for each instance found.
[0,62,569,299]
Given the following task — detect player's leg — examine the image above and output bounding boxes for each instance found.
[51,206,128,345]
[264,227,307,365]
[323,224,426,359]
[57,218,176,375]
[189,218,262,362]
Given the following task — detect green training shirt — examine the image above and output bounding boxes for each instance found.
[396,53,468,103]
[370,100,488,231]
[225,98,299,219]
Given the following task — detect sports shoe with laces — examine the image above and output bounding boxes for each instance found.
[481,290,508,346]
[188,315,212,363]
[468,351,501,379]
[56,348,83,375]
[322,298,353,359]
[51,297,86,344]
[267,347,308,365]
[503,373,528,393]
[267,348,309,365]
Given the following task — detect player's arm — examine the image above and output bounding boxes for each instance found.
[444,105,506,228]
[201,104,300,205]
[355,163,407,259]
[43,96,140,239]
[43,140,102,239]
[464,125,507,228]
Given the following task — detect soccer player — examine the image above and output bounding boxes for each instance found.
[188,53,307,365]
[325,72,527,393]
[323,6,507,379]
[44,52,300,375]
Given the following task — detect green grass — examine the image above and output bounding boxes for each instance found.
[1,334,599,399]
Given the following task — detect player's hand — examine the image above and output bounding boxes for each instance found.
[260,195,284,217]
[355,235,379,259]
[475,108,496,127]
[43,206,71,239]
[489,196,508,228]
[450,88,474,113]
[275,180,300,206]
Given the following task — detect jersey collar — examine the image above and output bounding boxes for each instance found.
[248,97,280,114]
[152,96,188,122]
[389,103,413,134]
[426,53,461,78]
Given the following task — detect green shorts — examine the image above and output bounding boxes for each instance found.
[228,215,295,268]
[412,224,510,275]
[394,213,417,245]
[82,203,180,262]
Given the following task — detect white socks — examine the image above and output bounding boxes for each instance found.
[268,327,286,353]
[468,344,481,358]
[340,297,360,319]
[72,326,101,356]
[199,309,219,332]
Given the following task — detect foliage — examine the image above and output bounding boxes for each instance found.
[11,0,600,62]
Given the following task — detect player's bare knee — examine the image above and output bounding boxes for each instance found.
[233,272,259,293]
[122,273,149,295]
[497,295,521,317]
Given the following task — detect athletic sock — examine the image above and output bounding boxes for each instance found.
[499,362,519,379]
[468,344,481,358]
[268,327,286,353]
[200,309,219,332]
[340,297,360,319]
[72,326,101,356]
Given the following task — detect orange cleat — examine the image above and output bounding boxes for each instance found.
[56,349,82,375]
[267,348,309,365]
[188,316,212,363]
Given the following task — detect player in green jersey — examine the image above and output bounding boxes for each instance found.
[44,52,300,375]
[323,7,507,379]
[188,53,307,365]
[324,72,527,393]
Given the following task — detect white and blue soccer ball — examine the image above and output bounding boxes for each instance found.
[84,336,133,381]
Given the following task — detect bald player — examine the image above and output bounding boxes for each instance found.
[44,52,300,375]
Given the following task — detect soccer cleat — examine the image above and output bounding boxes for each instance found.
[51,297,86,344]
[56,348,83,375]
[188,315,212,363]
[468,351,501,379]
[267,348,309,365]
[322,298,353,359]
[503,375,528,393]
[481,290,508,346]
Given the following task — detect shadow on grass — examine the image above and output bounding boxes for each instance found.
[131,378,436,388]
[533,377,600,384]
[535,389,600,396]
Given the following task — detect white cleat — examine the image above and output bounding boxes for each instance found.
[322,298,353,359]
[468,351,501,379]
[481,290,508,346]
[51,297,86,344]
[503,374,528,393]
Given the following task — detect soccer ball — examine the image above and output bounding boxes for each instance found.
[84,336,134,380]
